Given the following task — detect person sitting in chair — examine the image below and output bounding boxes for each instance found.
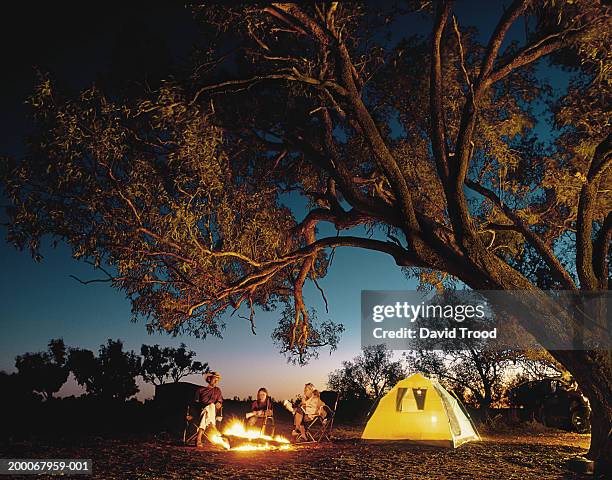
[195,371,223,447]
[246,387,274,429]
[288,383,327,440]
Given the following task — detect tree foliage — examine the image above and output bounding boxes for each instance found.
[404,348,552,413]
[328,344,405,400]
[14,338,69,400]
[403,292,563,414]
[68,339,141,401]
[140,343,208,385]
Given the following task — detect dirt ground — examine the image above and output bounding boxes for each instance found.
[0,425,595,480]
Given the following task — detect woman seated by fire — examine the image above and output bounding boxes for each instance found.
[246,387,274,430]
[284,383,327,440]
[195,371,223,447]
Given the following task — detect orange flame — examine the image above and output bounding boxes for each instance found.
[208,419,291,451]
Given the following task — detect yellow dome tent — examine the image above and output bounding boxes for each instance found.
[361,373,480,447]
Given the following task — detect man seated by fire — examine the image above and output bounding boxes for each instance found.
[246,387,274,431]
[283,383,327,441]
[195,371,223,447]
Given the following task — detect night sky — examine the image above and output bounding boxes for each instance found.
[0,1,569,400]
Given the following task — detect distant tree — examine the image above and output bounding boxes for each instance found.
[140,343,207,385]
[328,345,405,400]
[168,343,208,382]
[140,344,171,386]
[405,348,526,418]
[66,348,99,395]
[404,293,564,417]
[15,338,69,400]
[510,349,565,381]
[0,370,43,403]
[68,339,141,401]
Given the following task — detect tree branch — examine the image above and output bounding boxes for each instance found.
[576,133,612,290]
[184,235,421,317]
[429,0,451,181]
[593,212,611,290]
[448,0,530,252]
[274,4,421,241]
[466,178,577,290]
[476,0,531,87]
[271,3,331,46]
[288,132,400,227]
[189,72,347,107]
[488,22,600,86]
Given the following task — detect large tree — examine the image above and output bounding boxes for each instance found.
[1,1,610,462]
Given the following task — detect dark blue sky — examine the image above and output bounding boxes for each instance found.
[0,1,569,400]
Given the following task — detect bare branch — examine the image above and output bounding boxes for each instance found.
[312,277,329,313]
[69,275,115,285]
[452,15,474,98]
[189,73,347,107]
[238,296,257,335]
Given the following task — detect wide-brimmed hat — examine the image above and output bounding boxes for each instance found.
[204,371,222,383]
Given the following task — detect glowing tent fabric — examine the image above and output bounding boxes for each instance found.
[361,373,480,447]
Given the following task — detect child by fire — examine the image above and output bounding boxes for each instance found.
[283,383,327,441]
[246,387,274,428]
[195,371,223,447]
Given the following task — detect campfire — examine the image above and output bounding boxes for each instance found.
[208,420,291,451]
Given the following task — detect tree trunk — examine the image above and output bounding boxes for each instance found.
[589,396,612,472]
[473,267,611,467]
[478,400,493,424]
[554,350,612,469]
[473,382,494,424]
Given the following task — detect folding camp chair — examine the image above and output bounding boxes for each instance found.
[260,398,275,436]
[183,403,223,445]
[183,404,200,445]
[304,392,339,442]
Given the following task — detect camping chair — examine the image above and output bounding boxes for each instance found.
[183,404,200,445]
[260,398,275,436]
[183,403,223,445]
[304,392,339,442]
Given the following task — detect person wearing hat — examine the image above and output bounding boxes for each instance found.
[195,371,223,447]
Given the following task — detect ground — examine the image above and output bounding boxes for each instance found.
[0,425,594,479]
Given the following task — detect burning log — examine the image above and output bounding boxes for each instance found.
[224,434,289,450]
[204,420,292,450]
